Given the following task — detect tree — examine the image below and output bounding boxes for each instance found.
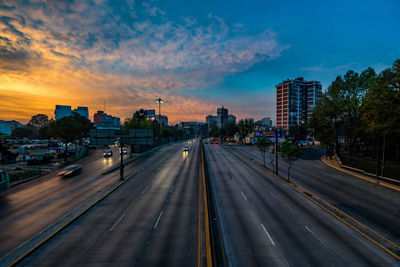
[11,127,33,139]
[280,141,302,182]
[133,109,147,122]
[256,138,271,167]
[289,124,308,143]
[47,115,89,162]
[361,60,400,178]
[209,124,220,138]
[310,67,376,156]
[27,114,49,129]
[223,120,237,138]
[238,119,254,141]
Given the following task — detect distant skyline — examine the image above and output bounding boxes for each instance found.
[0,0,399,124]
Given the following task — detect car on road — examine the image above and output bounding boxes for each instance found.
[103,150,113,157]
[183,146,189,151]
[57,164,81,177]
[120,148,127,155]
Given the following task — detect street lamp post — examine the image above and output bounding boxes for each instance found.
[155,98,164,126]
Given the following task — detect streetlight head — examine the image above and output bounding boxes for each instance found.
[155,98,164,103]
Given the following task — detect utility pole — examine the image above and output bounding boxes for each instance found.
[119,137,124,181]
[275,128,279,175]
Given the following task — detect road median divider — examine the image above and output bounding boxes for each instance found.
[102,156,139,175]
[1,171,137,266]
[228,145,400,261]
[200,140,227,267]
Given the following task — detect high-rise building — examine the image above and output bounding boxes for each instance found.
[276,77,321,131]
[206,106,235,129]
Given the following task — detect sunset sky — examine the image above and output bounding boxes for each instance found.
[1,0,399,124]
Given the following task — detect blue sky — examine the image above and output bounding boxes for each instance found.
[0,0,399,123]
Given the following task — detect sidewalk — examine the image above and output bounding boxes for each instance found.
[321,155,400,192]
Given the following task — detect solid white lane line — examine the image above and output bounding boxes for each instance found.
[169,185,174,193]
[270,192,278,200]
[141,186,149,194]
[110,213,126,232]
[305,226,328,248]
[241,191,248,201]
[261,224,275,246]
[154,211,163,229]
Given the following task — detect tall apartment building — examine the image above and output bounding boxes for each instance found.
[276,77,322,131]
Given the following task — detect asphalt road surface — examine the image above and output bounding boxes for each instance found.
[20,139,201,266]
[204,143,399,266]
[0,145,130,258]
[233,144,400,247]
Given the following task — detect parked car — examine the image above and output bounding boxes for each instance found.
[183,146,189,151]
[103,150,113,157]
[58,164,81,177]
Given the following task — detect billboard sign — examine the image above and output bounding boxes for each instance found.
[127,129,154,145]
[145,110,156,118]
[90,129,121,145]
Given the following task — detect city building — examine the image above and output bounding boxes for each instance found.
[155,115,168,127]
[94,111,120,129]
[0,120,24,135]
[276,77,322,131]
[93,110,104,124]
[55,105,72,120]
[55,105,89,120]
[206,106,236,129]
[227,114,236,125]
[206,115,218,129]
[259,117,272,127]
[73,106,89,119]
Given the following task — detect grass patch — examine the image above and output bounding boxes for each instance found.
[341,154,400,180]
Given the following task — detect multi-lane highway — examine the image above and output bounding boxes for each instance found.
[203,143,399,266]
[18,139,202,266]
[1,139,399,266]
[232,145,400,246]
[0,145,132,258]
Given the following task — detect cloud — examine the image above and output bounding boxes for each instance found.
[0,0,286,123]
